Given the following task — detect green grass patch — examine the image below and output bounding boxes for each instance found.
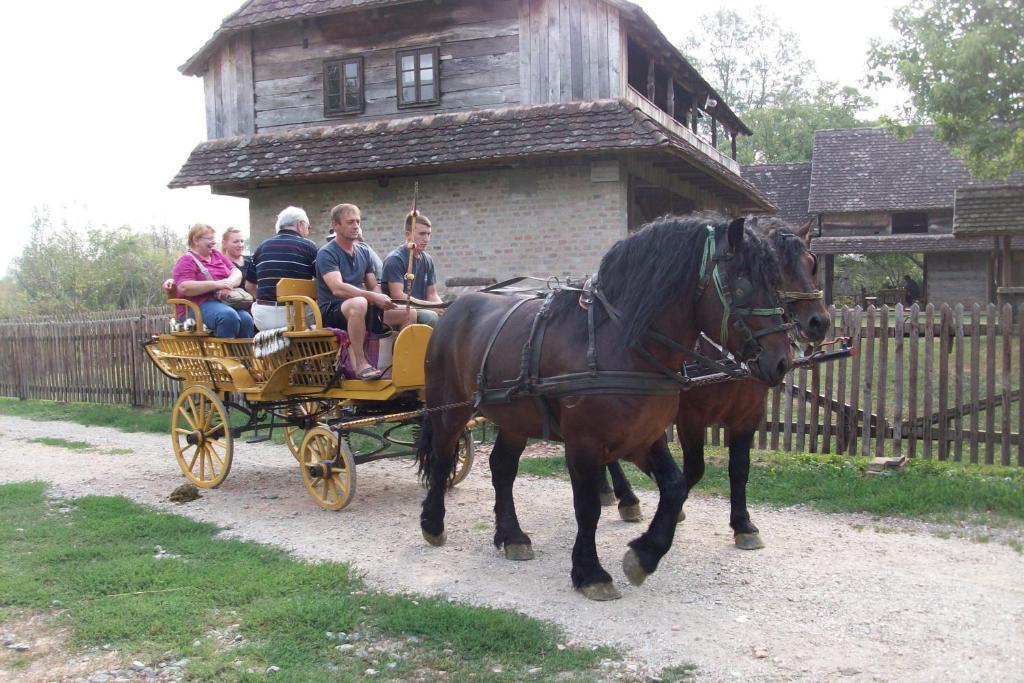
[0,398,167,434]
[0,483,616,681]
[518,449,1024,523]
[27,436,95,450]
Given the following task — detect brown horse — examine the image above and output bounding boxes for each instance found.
[416,213,795,600]
[602,217,829,549]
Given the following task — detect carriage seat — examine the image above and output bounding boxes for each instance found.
[275,278,324,334]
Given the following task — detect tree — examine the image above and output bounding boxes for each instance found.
[868,0,1024,178]
[683,7,874,164]
[736,84,875,164]
[6,208,182,317]
[683,7,812,112]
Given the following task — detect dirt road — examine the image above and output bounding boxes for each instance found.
[1,415,1021,682]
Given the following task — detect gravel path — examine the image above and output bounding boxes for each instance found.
[1,415,1022,682]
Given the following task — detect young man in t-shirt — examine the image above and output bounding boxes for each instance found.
[381,212,443,326]
[315,203,415,380]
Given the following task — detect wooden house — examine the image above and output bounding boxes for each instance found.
[169,0,772,283]
[743,127,1022,306]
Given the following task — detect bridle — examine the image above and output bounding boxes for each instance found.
[693,225,795,367]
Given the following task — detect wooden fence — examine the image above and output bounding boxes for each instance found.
[0,303,1020,467]
[0,308,179,408]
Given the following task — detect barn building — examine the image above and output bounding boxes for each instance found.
[169,0,772,285]
[743,127,1024,307]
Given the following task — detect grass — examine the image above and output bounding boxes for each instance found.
[27,436,94,450]
[0,398,168,434]
[518,447,1024,524]
[0,482,617,682]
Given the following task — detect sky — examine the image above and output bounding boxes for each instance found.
[0,0,908,273]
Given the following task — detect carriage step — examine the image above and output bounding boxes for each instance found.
[246,435,272,444]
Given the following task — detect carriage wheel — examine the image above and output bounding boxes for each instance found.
[284,400,326,462]
[450,428,475,486]
[171,386,233,489]
[299,426,356,511]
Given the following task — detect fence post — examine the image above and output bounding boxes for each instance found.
[937,305,951,460]
[893,304,905,458]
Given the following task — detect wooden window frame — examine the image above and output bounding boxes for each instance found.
[396,46,440,109]
[323,56,364,116]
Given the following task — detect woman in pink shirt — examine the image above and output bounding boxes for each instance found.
[170,223,254,338]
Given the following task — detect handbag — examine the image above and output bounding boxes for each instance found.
[222,288,254,310]
[187,252,252,309]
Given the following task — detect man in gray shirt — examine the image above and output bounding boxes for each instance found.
[381,211,443,326]
[316,203,414,380]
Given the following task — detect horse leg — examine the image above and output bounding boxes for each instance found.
[728,431,764,550]
[622,436,686,587]
[606,461,642,522]
[566,446,620,601]
[598,468,616,507]
[677,429,706,523]
[490,430,534,560]
[419,413,467,547]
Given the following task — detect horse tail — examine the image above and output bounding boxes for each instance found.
[415,416,434,485]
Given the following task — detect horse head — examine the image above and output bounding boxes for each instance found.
[693,216,794,386]
[756,217,831,344]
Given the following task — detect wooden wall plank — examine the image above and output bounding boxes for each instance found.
[606,4,622,96]
[546,0,561,102]
[518,0,532,105]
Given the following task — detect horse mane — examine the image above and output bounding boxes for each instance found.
[548,212,782,347]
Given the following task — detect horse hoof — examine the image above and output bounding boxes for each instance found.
[599,491,616,507]
[618,504,643,523]
[734,533,765,550]
[676,508,686,523]
[504,543,534,561]
[579,582,622,601]
[622,549,650,587]
[422,529,447,546]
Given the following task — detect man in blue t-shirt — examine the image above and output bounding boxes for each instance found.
[316,203,415,380]
[381,212,443,326]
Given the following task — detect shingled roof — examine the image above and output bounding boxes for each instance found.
[807,127,977,213]
[169,98,772,211]
[953,184,1024,237]
[741,162,811,226]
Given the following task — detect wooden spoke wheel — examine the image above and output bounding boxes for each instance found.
[171,386,233,488]
[299,426,356,511]
[284,400,327,462]
[451,428,475,486]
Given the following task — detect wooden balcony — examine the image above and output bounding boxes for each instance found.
[625,86,740,175]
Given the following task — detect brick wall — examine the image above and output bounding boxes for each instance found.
[247,160,628,290]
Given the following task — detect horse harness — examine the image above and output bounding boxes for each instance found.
[474,226,794,440]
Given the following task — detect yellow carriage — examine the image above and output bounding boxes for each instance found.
[144,279,474,510]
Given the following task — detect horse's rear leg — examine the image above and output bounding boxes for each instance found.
[623,436,686,587]
[728,431,764,550]
[566,446,620,601]
[420,412,469,547]
[598,469,616,507]
[490,430,533,560]
[605,462,643,522]
[677,429,706,523]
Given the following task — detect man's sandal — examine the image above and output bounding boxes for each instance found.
[355,366,384,381]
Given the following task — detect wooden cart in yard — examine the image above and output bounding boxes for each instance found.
[144,279,474,511]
